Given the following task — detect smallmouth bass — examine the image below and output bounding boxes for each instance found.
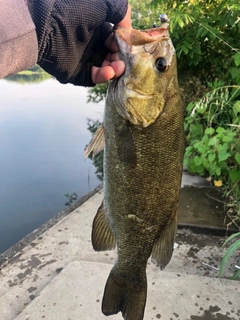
[85,23,184,320]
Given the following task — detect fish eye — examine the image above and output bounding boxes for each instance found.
[155,58,168,72]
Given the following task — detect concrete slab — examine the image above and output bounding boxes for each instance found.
[14,260,240,320]
[0,188,239,320]
[179,187,226,229]
[179,171,233,234]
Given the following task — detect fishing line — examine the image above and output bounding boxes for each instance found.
[194,20,240,55]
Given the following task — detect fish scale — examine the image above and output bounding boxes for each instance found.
[85,23,184,320]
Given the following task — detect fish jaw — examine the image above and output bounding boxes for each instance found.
[111,26,176,128]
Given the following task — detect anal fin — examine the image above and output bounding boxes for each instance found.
[92,201,116,251]
[151,211,178,269]
[84,124,105,158]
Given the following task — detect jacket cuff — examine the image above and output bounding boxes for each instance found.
[0,0,38,79]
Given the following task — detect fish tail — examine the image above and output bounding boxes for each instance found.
[102,265,147,320]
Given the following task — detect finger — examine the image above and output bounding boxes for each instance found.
[110,60,125,78]
[117,5,132,29]
[92,66,115,84]
[104,33,118,52]
[92,61,125,84]
[101,52,120,67]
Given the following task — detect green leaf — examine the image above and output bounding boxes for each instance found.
[184,40,192,50]
[181,45,189,54]
[233,101,240,117]
[208,153,216,162]
[193,140,201,149]
[216,127,225,134]
[186,102,195,112]
[222,232,240,247]
[218,151,231,162]
[215,167,221,177]
[208,137,217,146]
[198,144,208,155]
[235,154,240,164]
[196,104,207,114]
[188,159,205,175]
[222,135,235,143]
[192,43,201,55]
[229,169,240,183]
[190,124,203,140]
[178,18,185,28]
[193,156,202,166]
[202,158,209,169]
[205,127,215,135]
[233,53,240,67]
[230,67,240,79]
[219,235,240,279]
[232,269,240,280]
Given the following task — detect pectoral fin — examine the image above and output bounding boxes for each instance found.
[151,212,178,270]
[92,201,116,251]
[84,124,105,158]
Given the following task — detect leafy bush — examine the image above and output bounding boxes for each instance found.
[184,126,240,181]
[184,84,240,181]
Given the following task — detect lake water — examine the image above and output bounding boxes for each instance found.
[0,77,104,254]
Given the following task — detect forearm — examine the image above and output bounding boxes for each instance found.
[0,0,129,85]
[0,0,38,79]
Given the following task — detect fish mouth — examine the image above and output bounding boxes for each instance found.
[125,81,153,100]
[125,88,152,100]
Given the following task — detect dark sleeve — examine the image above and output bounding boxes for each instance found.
[27,0,128,86]
[0,0,38,79]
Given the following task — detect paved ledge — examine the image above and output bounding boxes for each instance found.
[14,261,240,320]
[0,188,239,320]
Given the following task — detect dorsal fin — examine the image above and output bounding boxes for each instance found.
[84,124,105,158]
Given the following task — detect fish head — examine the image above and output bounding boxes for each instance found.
[109,24,179,128]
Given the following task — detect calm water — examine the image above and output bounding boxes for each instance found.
[0,77,104,254]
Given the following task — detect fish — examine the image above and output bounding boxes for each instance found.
[85,22,184,320]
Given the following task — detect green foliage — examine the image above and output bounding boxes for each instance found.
[184,85,240,143]
[87,82,109,103]
[230,53,240,86]
[149,0,240,104]
[184,126,240,180]
[219,232,240,280]
[184,83,240,183]
[64,192,78,206]
[5,65,52,84]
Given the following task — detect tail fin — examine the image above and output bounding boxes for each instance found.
[102,265,147,320]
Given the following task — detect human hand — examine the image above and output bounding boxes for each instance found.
[27,0,130,87]
[92,4,132,84]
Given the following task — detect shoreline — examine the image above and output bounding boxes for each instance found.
[0,184,102,267]
[1,171,238,268]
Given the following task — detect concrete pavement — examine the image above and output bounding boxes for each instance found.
[0,188,239,320]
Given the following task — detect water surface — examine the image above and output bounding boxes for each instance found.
[0,78,104,254]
